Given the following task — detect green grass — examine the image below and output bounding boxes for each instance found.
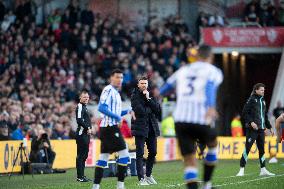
[1,160,284,189]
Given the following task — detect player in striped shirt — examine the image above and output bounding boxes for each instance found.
[160,44,223,189]
[92,69,133,189]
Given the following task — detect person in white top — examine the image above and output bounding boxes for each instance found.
[160,44,223,189]
[92,69,134,189]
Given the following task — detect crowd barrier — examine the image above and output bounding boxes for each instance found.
[1,137,283,173]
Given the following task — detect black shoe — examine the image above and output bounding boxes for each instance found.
[77,177,89,182]
[83,176,92,181]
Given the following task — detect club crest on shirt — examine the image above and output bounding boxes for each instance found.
[115,133,119,137]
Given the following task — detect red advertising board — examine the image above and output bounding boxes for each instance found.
[202,27,284,47]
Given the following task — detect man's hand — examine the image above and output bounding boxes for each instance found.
[87,128,92,135]
[251,122,258,130]
[205,107,218,124]
[118,121,122,128]
[143,90,150,100]
[43,142,49,148]
[130,111,136,121]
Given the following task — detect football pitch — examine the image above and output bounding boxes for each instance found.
[1,160,284,189]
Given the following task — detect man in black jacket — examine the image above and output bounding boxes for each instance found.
[29,131,56,166]
[75,90,92,182]
[236,83,274,176]
[131,76,161,186]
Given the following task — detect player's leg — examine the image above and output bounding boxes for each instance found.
[237,129,257,176]
[257,131,275,176]
[114,126,130,189]
[175,123,198,189]
[184,153,198,189]
[92,153,109,189]
[145,133,157,184]
[93,127,110,189]
[198,126,217,189]
[117,148,130,189]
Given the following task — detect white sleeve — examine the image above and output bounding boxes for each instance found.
[209,67,223,86]
[166,70,179,87]
[100,88,112,105]
[77,104,83,118]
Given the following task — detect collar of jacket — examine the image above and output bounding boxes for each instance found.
[252,94,263,99]
[79,102,86,106]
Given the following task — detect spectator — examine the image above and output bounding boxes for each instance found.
[0,121,9,141]
[260,1,277,26]
[208,13,225,27]
[161,113,175,137]
[0,0,5,21]
[0,2,194,141]
[11,125,29,140]
[278,1,284,26]
[245,4,260,23]
[80,5,94,26]
[29,129,56,166]
[245,0,261,16]
[230,114,243,137]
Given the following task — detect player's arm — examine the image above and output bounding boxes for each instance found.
[121,108,132,116]
[276,113,284,143]
[242,97,254,128]
[76,104,90,129]
[98,103,121,122]
[159,71,178,96]
[205,69,223,122]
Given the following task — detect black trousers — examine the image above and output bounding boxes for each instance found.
[76,134,90,178]
[240,128,266,168]
[135,133,157,180]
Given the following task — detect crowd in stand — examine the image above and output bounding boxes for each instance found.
[242,0,284,26]
[0,0,195,141]
[196,0,284,29]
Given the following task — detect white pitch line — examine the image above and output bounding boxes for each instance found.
[164,174,284,188]
[214,172,256,179]
[214,174,284,188]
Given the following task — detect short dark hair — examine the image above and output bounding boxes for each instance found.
[253,83,265,91]
[111,69,123,76]
[198,44,212,59]
[138,76,148,82]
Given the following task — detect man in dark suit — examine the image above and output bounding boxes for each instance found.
[131,76,161,186]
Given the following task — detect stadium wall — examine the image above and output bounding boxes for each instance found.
[0,137,282,173]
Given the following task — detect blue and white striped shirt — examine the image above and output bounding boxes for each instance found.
[99,85,122,127]
[161,61,223,125]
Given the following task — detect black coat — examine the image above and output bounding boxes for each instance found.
[131,88,161,137]
[242,94,272,130]
[76,103,92,135]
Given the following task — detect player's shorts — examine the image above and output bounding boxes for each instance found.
[100,125,127,154]
[175,122,217,155]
